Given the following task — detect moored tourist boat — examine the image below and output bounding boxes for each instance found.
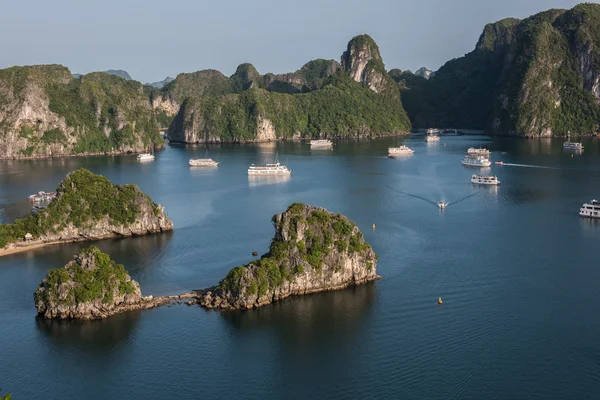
[462,155,491,167]
[579,199,600,219]
[189,150,219,167]
[471,174,500,185]
[28,191,56,203]
[388,145,414,157]
[248,153,292,176]
[310,139,333,148]
[563,141,584,151]
[467,147,491,156]
[564,132,584,151]
[137,153,155,162]
[425,134,440,142]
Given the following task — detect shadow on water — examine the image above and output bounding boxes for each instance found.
[35,311,141,355]
[220,283,377,339]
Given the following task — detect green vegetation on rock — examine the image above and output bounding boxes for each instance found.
[397,3,600,136]
[218,203,373,295]
[34,246,139,313]
[171,71,410,142]
[0,169,165,248]
[0,65,163,158]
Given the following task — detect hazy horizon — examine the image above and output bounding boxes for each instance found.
[0,0,589,82]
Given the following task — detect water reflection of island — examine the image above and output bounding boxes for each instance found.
[217,283,377,389]
[35,311,141,355]
[220,283,376,339]
[248,174,291,187]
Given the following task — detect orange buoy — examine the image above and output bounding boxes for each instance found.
[438,297,443,305]
[372,223,376,230]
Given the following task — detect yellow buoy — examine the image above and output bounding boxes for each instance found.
[372,223,376,230]
[571,154,574,158]
[438,297,443,305]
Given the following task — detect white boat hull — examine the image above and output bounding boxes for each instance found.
[189,159,219,167]
[579,210,600,218]
[247,170,291,176]
[471,177,500,185]
[462,158,491,167]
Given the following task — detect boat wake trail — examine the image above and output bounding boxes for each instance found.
[446,192,479,207]
[386,186,439,207]
[500,163,561,170]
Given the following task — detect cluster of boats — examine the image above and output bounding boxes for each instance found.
[28,191,56,203]
[186,140,332,175]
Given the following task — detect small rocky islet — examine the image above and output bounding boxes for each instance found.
[34,203,379,319]
[0,168,173,253]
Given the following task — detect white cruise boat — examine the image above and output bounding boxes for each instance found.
[427,128,440,134]
[248,153,291,176]
[462,155,491,167]
[564,141,584,150]
[388,145,414,157]
[467,147,491,156]
[564,132,584,151]
[189,150,219,167]
[471,174,500,185]
[310,139,333,148]
[189,158,219,167]
[580,199,600,218]
[137,153,155,162]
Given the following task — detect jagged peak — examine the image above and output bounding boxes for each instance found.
[476,18,521,51]
[231,63,260,81]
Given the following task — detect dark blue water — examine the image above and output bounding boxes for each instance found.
[1,136,600,399]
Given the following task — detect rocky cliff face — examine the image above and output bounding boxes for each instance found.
[35,247,152,319]
[341,34,398,96]
[414,67,433,80]
[400,4,600,136]
[0,65,163,159]
[167,35,410,143]
[197,203,379,310]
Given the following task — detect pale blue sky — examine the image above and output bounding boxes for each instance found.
[0,0,588,82]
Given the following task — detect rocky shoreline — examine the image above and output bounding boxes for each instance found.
[0,145,165,160]
[35,204,380,319]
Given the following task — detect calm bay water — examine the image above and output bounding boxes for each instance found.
[1,135,600,399]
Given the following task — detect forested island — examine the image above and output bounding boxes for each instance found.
[0,169,173,255]
[35,204,378,319]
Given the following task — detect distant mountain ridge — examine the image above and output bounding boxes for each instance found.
[147,77,174,88]
[72,69,132,80]
[161,34,411,143]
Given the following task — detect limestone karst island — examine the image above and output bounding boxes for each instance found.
[3,2,600,399]
[34,204,378,318]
